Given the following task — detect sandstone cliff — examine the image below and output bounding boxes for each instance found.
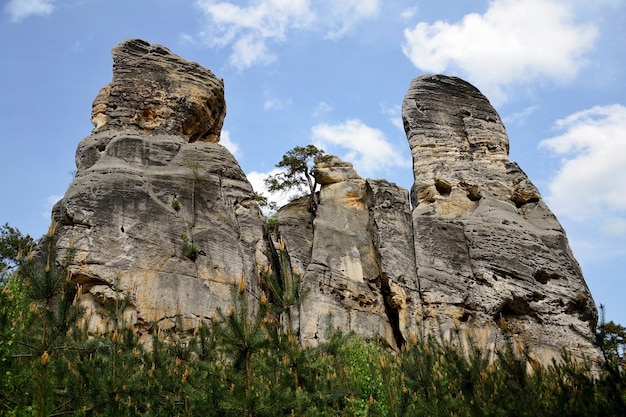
[53,39,270,336]
[52,40,598,360]
[278,76,598,360]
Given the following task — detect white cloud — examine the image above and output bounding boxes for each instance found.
[179,33,197,45]
[5,0,54,22]
[502,105,539,127]
[229,34,276,68]
[219,130,240,157]
[539,104,626,233]
[195,0,379,69]
[380,103,403,130]
[247,168,303,210]
[313,101,332,116]
[311,119,409,177]
[401,7,417,20]
[600,217,626,238]
[322,0,380,40]
[402,0,597,103]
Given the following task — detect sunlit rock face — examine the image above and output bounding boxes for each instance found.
[277,156,417,349]
[403,74,598,361]
[91,38,226,143]
[49,38,599,361]
[53,39,271,337]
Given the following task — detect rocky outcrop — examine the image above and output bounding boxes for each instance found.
[276,157,416,349]
[402,75,598,360]
[91,39,225,142]
[276,75,598,361]
[53,39,270,336]
[50,39,598,361]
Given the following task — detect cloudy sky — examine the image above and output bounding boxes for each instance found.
[1,0,625,325]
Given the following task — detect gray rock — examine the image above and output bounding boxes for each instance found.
[276,157,416,349]
[91,38,225,143]
[52,39,270,337]
[403,75,598,361]
[48,38,600,362]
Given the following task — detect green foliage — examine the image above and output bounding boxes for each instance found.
[0,223,34,282]
[254,192,278,213]
[1,221,625,415]
[171,198,181,212]
[264,144,326,213]
[180,233,199,261]
[254,192,278,232]
[265,145,324,194]
[0,222,86,416]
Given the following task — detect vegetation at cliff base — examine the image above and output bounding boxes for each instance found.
[0,223,625,416]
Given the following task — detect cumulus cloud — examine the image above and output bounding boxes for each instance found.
[539,104,626,234]
[219,130,240,157]
[5,0,54,22]
[402,0,597,103]
[311,119,409,177]
[194,0,379,69]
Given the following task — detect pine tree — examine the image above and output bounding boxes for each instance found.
[3,222,85,416]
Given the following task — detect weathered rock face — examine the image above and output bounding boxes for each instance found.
[402,75,598,360]
[276,156,418,349]
[53,39,270,336]
[50,38,599,360]
[276,75,599,360]
[91,38,225,143]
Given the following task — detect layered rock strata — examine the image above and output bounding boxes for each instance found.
[402,75,598,360]
[276,157,417,349]
[50,38,599,360]
[278,75,598,360]
[53,39,271,336]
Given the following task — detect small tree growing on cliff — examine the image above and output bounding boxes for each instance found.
[264,144,326,213]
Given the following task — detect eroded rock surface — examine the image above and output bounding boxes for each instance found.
[49,38,599,361]
[91,38,225,142]
[276,75,599,360]
[403,75,598,360]
[276,156,417,349]
[53,39,270,336]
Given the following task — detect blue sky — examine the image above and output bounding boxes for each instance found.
[1,0,625,325]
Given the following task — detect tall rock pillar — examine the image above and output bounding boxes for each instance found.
[52,39,271,335]
[403,75,599,360]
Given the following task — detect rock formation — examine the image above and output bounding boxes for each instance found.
[277,156,417,349]
[51,39,599,361]
[402,75,597,360]
[53,39,271,336]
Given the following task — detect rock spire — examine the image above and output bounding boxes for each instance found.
[53,39,270,337]
[402,74,597,360]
